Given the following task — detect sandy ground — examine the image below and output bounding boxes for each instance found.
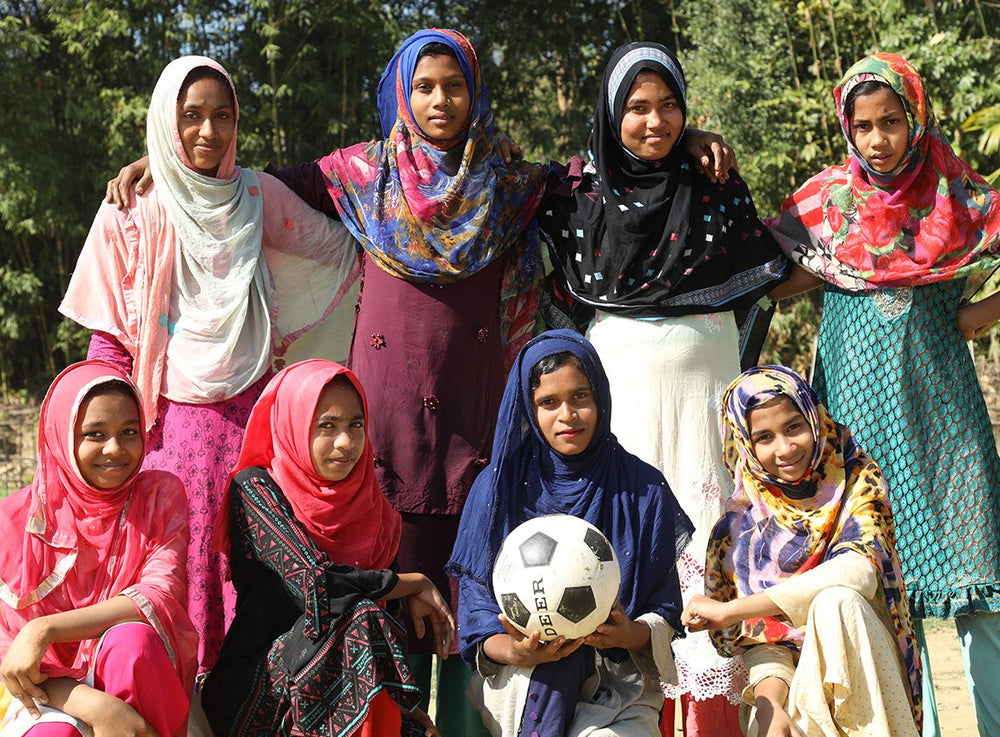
[924,618,978,736]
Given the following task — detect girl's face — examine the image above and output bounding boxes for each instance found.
[747,395,815,483]
[310,379,366,482]
[410,53,471,140]
[532,362,598,456]
[619,71,684,162]
[74,391,143,489]
[177,76,236,177]
[849,86,909,174]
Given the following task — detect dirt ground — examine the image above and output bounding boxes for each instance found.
[924,618,978,735]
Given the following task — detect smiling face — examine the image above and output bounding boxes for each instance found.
[309,378,366,482]
[747,395,816,483]
[409,52,471,141]
[619,71,685,161]
[74,388,143,489]
[176,74,236,177]
[849,85,909,174]
[532,361,598,456]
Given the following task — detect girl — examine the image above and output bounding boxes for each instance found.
[768,52,1000,736]
[59,56,358,672]
[683,365,921,737]
[102,33,729,725]
[448,330,693,736]
[202,360,454,735]
[0,361,197,737]
[538,42,789,732]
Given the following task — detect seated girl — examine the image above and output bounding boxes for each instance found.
[682,366,921,737]
[201,359,455,736]
[0,361,197,737]
[448,330,693,736]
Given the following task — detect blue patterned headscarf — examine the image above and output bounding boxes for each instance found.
[317,28,549,286]
[448,330,692,660]
[376,28,492,144]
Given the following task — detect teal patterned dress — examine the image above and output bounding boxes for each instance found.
[812,280,1000,619]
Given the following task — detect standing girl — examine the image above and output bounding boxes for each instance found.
[0,361,197,737]
[59,56,357,673]
[538,42,789,733]
[769,52,1000,736]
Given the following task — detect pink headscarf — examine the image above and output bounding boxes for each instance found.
[219,360,401,570]
[0,361,197,686]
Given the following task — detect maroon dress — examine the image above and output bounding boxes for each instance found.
[269,163,511,650]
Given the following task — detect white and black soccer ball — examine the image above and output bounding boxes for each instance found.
[491,514,621,641]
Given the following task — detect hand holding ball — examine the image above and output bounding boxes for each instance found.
[492,515,621,641]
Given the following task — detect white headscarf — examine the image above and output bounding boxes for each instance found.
[147,55,272,402]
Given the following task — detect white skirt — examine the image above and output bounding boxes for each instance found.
[588,311,746,702]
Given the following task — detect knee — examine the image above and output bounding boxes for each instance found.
[808,586,872,628]
[98,622,170,669]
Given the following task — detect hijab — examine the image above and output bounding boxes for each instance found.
[770,52,1000,290]
[220,360,400,570]
[448,330,692,656]
[60,56,271,427]
[706,365,920,722]
[539,42,787,318]
[316,29,549,285]
[0,361,197,685]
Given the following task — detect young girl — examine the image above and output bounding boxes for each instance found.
[538,42,789,732]
[448,330,693,736]
[768,52,1000,735]
[0,361,197,737]
[59,56,357,672]
[683,365,921,737]
[102,33,729,725]
[201,359,454,735]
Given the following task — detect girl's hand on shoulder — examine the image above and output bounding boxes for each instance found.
[0,619,51,717]
[582,602,649,651]
[105,157,151,210]
[494,614,584,667]
[492,134,523,165]
[681,594,735,632]
[683,128,736,184]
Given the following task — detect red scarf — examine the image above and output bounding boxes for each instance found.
[220,360,400,570]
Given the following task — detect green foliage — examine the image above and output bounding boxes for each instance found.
[2,0,1000,396]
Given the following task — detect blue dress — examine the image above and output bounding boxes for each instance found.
[813,280,1000,619]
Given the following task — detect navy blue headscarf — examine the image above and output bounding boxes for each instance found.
[448,330,692,661]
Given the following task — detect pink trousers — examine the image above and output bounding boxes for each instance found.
[23,623,189,737]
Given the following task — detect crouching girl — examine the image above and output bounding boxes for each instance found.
[0,361,197,737]
[683,366,921,736]
[201,360,455,735]
[449,330,693,736]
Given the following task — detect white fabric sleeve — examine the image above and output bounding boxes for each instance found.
[764,551,878,628]
[631,612,677,685]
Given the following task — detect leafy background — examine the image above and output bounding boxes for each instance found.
[2,0,1000,395]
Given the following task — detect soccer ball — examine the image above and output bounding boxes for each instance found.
[491,514,621,641]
